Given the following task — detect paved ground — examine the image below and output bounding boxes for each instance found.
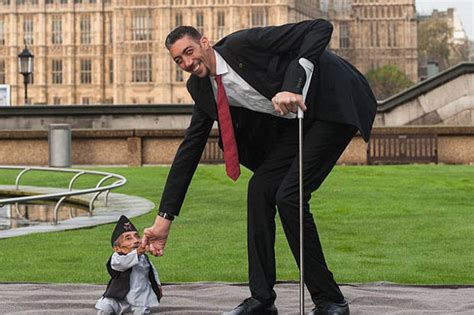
[0,185,155,239]
[1,282,473,314]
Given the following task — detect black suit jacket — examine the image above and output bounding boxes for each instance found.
[159,19,377,215]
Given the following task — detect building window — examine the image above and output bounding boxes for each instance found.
[375,22,380,47]
[23,16,34,45]
[0,60,5,84]
[369,22,374,47]
[217,11,225,39]
[52,59,62,84]
[196,12,204,34]
[0,20,4,46]
[175,13,183,27]
[53,97,61,105]
[250,8,267,27]
[339,22,349,49]
[132,11,152,41]
[52,17,62,45]
[80,59,92,84]
[80,15,91,44]
[175,64,183,82]
[132,55,152,83]
[82,97,90,105]
[388,22,397,47]
[109,58,113,84]
[107,14,113,44]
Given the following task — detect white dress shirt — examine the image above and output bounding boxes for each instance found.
[211,50,296,119]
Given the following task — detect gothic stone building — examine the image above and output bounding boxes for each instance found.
[0,0,417,106]
[0,0,320,106]
[325,0,418,82]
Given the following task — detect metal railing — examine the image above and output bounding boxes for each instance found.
[0,166,127,224]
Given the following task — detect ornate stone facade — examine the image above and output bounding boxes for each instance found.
[325,0,418,82]
[0,0,320,106]
[0,0,419,106]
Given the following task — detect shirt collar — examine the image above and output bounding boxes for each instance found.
[213,50,229,76]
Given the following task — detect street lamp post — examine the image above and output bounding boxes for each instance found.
[18,46,34,105]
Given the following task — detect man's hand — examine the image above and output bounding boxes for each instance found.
[136,242,149,256]
[142,215,172,257]
[272,91,306,116]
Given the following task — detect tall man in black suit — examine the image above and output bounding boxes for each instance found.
[143,19,377,315]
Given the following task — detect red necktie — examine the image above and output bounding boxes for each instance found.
[215,75,240,181]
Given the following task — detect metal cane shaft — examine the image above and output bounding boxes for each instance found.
[298,110,304,315]
[297,57,314,315]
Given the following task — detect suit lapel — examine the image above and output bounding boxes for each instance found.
[188,75,217,120]
[214,45,274,100]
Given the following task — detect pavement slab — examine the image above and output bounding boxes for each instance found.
[0,282,473,314]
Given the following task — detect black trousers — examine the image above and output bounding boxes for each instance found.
[247,119,357,305]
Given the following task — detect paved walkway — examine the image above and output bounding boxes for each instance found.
[1,282,473,314]
[0,185,155,239]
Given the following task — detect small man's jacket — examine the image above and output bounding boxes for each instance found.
[103,254,162,302]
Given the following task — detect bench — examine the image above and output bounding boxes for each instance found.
[367,133,438,165]
[201,137,224,164]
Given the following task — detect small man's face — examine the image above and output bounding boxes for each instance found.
[113,231,141,254]
[168,35,214,78]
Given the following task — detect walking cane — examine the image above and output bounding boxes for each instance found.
[297,58,314,315]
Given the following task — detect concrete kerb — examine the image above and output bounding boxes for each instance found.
[0,185,155,239]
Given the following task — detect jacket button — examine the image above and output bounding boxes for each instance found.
[239,63,243,68]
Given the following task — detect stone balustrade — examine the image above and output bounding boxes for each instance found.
[0,126,473,166]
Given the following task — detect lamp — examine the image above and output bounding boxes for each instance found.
[18,46,34,105]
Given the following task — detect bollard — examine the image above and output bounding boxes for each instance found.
[48,124,71,167]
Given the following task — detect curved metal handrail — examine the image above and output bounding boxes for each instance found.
[88,175,113,216]
[68,171,86,191]
[15,168,32,190]
[0,166,127,224]
[53,196,68,225]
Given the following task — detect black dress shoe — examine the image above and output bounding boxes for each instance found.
[308,300,349,315]
[223,297,278,315]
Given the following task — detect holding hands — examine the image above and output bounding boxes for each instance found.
[142,215,173,257]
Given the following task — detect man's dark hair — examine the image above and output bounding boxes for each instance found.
[165,26,202,49]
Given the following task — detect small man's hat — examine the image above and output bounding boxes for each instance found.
[111,215,138,246]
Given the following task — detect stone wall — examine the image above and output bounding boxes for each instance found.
[377,63,474,126]
[1,126,473,166]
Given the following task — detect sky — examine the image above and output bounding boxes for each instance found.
[416,0,474,40]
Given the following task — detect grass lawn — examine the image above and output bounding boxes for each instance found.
[0,165,473,285]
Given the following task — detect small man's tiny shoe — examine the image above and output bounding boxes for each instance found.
[223,297,278,315]
[308,300,349,315]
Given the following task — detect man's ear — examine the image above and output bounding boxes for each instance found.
[200,36,210,49]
